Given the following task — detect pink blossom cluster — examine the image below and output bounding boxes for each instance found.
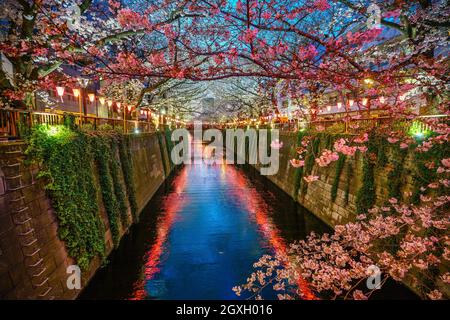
[117,8,152,30]
[270,139,283,150]
[303,175,319,183]
[237,156,449,300]
[290,159,305,168]
[333,138,358,156]
[239,29,259,44]
[315,149,339,167]
[313,0,331,11]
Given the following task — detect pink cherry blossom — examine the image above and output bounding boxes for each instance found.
[427,290,443,300]
[270,139,283,150]
[303,175,319,183]
[388,137,399,144]
[441,158,450,168]
[290,159,305,168]
[315,149,339,167]
[314,0,331,11]
[352,290,368,300]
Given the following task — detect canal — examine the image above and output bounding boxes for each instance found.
[80,142,416,300]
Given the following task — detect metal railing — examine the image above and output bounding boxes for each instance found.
[308,114,447,134]
[0,109,157,139]
[228,113,447,135]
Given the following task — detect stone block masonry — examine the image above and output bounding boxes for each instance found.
[0,133,173,299]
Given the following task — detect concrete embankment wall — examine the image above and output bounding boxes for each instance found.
[251,131,416,228]
[0,132,172,299]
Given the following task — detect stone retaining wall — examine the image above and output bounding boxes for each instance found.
[0,133,171,299]
[252,131,416,227]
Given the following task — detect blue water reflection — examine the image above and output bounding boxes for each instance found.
[80,143,330,300]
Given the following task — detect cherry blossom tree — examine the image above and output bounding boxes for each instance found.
[1,0,448,299]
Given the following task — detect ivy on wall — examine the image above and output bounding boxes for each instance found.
[25,125,138,269]
[376,134,389,168]
[387,144,408,200]
[164,127,175,169]
[118,135,138,222]
[411,138,449,204]
[344,161,353,205]
[110,141,129,227]
[25,126,105,270]
[331,154,346,202]
[300,135,320,196]
[282,129,447,221]
[355,131,377,214]
[93,134,121,247]
[293,130,307,197]
[156,130,169,176]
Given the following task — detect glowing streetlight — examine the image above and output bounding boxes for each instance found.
[337,102,342,109]
[88,93,95,103]
[72,88,82,124]
[72,88,80,97]
[327,105,331,112]
[56,86,65,102]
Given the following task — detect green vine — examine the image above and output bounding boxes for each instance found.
[387,144,408,200]
[293,130,307,197]
[355,131,377,214]
[118,135,138,222]
[110,141,129,227]
[157,131,169,176]
[344,161,353,205]
[411,138,449,204]
[300,135,320,196]
[25,124,139,269]
[164,127,175,169]
[331,154,346,202]
[25,125,105,270]
[376,134,389,168]
[93,134,120,247]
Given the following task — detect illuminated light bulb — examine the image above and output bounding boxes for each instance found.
[379,96,385,104]
[327,105,331,112]
[88,93,95,103]
[127,105,132,112]
[56,86,65,97]
[56,86,65,102]
[348,99,354,107]
[99,97,105,105]
[399,94,406,101]
[337,102,342,109]
[72,88,80,98]
[116,102,121,110]
[362,98,369,106]
[107,100,113,107]
[140,109,144,115]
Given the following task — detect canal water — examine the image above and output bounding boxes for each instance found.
[80,143,416,300]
